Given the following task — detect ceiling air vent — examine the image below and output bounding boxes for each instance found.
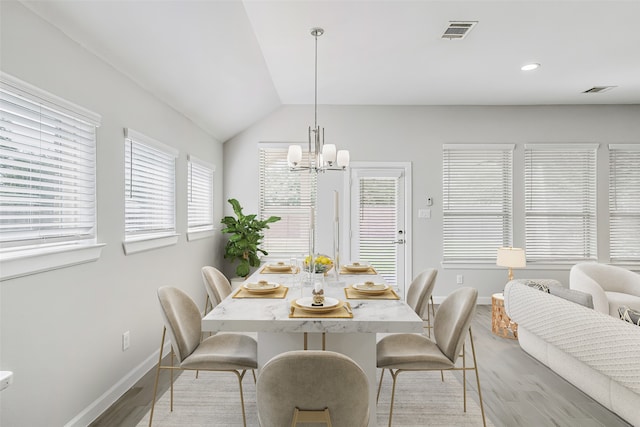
[442,21,478,40]
[582,86,617,94]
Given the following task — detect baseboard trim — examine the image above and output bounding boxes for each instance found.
[64,342,172,427]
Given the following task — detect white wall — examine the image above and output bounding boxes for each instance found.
[0,2,224,426]
[224,104,640,300]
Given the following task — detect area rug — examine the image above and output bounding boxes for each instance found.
[137,368,493,426]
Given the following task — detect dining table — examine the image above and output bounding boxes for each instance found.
[201,263,423,427]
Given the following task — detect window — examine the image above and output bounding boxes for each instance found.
[259,146,316,255]
[524,144,598,262]
[187,155,215,240]
[123,128,178,254]
[0,73,102,279]
[356,173,400,286]
[609,144,640,264]
[442,144,514,263]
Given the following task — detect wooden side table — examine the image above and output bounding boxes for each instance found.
[491,293,518,339]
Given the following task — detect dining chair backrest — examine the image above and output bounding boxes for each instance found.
[202,266,232,305]
[406,269,438,317]
[434,287,478,363]
[157,286,202,363]
[256,350,369,427]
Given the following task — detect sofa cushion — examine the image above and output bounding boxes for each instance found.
[549,286,594,309]
[619,306,640,326]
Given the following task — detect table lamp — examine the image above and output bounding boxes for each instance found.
[496,247,526,281]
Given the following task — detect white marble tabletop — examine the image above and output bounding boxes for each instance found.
[201,268,423,334]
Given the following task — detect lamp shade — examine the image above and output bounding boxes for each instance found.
[496,247,526,268]
[287,145,302,166]
[337,150,350,168]
[322,144,337,164]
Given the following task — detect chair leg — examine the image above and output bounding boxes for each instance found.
[469,328,487,427]
[462,343,467,412]
[252,369,257,384]
[170,349,175,411]
[376,368,385,403]
[148,328,166,427]
[388,369,401,427]
[234,370,248,427]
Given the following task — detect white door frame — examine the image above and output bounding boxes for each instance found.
[343,161,412,299]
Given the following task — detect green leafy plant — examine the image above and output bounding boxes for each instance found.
[221,198,280,278]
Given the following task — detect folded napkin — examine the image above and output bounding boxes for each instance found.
[339,266,377,275]
[260,265,300,274]
[343,287,400,300]
[233,286,289,299]
[289,301,353,318]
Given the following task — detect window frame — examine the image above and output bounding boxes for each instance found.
[524,143,598,264]
[258,144,317,257]
[442,144,515,265]
[122,128,179,255]
[608,143,640,265]
[0,72,104,280]
[187,154,215,241]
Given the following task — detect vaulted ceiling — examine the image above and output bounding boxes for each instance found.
[22,1,640,142]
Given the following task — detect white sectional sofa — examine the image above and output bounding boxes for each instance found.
[504,281,640,426]
[570,262,640,317]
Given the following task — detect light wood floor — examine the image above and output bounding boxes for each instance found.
[90,305,631,427]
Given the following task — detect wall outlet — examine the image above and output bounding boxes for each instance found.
[122,331,130,351]
[456,274,464,285]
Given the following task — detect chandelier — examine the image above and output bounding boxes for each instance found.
[287,27,350,172]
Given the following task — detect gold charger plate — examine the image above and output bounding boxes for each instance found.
[344,264,371,272]
[243,282,281,294]
[351,283,389,295]
[267,263,294,272]
[292,297,342,314]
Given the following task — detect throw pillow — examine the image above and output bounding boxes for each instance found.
[522,280,550,293]
[618,306,640,326]
[549,287,594,309]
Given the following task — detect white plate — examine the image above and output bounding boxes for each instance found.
[352,283,389,295]
[243,282,281,293]
[268,263,293,272]
[344,263,370,272]
[295,297,340,311]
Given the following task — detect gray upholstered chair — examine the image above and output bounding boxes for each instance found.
[201,266,233,313]
[376,287,486,427]
[405,268,438,337]
[256,350,369,427]
[149,286,257,427]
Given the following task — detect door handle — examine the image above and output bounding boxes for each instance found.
[392,239,406,244]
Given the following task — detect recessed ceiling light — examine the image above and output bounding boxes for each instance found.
[521,63,540,71]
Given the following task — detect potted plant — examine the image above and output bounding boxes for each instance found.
[220,198,280,278]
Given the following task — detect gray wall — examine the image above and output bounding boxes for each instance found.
[224,104,640,301]
[1,2,224,426]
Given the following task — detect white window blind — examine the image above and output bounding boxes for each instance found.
[525,144,598,262]
[187,155,214,233]
[259,146,316,255]
[0,73,101,249]
[124,129,177,239]
[609,144,640,263]
[442,144,514,262]
[358,175,398,286]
